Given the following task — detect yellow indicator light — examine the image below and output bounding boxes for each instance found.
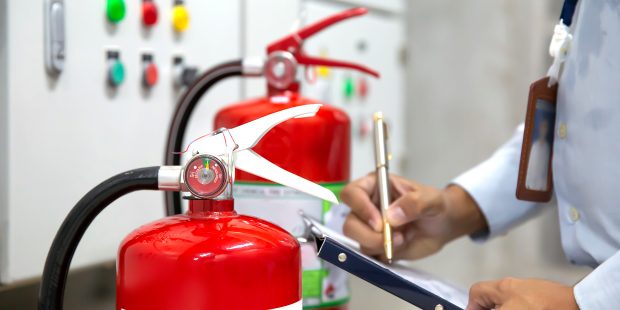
[172,4,190,32]
[317,48,330,78]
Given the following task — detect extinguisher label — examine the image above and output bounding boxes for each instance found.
[271,299,303,310]
[234,182,351,308]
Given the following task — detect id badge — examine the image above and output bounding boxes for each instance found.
[516,77,558,202]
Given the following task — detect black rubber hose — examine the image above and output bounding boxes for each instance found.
[38,167,161,310]
[164,60,244,216]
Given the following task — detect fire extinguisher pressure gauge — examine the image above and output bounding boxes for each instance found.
[184,154,228,199]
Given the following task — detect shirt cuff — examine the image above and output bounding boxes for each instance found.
[574,251,620,310]
[451,125,543,241]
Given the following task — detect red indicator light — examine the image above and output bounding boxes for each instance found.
[142,1,158,26]
[358,77,368,99]
[143,63,158,87]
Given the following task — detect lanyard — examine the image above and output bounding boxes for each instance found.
[560,0,579,26]
[547,0,579,86]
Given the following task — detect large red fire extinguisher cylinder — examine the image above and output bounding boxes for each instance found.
[117,199,302,310]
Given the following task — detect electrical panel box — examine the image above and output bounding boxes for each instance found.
[0,0,242,283]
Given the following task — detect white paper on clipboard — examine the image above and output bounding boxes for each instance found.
[301,214,469,308]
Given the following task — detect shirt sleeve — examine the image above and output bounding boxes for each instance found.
[451,124,548,241]
[574,251,620,310]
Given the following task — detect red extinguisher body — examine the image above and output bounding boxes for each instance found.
[215,92,350,183]
[214,93,350,310]
[117,199,302,310]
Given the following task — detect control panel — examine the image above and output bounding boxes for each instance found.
[0,0,242,283]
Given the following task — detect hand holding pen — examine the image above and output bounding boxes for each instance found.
[341,114,486,261]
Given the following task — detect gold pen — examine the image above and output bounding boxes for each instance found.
[372,111,393,263]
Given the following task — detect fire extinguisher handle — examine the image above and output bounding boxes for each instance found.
[266,7,380,78]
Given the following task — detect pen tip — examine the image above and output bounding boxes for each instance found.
[387,259,393,264]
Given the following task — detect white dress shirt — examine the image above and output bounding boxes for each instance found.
[453,1,620,308]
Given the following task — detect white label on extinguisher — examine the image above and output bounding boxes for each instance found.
[234,183,351,308]
[271,299,303,310]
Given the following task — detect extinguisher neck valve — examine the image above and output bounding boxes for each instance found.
[188,198,236,216]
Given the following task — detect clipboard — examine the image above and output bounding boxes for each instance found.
[300,213,467,310]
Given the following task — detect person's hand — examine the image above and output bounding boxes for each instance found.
[467,277,579,310]
[340,173,487,260]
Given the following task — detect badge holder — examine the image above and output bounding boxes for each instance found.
[516,0,576,203]
[516,77,557,202]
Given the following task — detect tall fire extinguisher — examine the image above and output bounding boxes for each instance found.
[164,8,379,310]
[39,105,337,310]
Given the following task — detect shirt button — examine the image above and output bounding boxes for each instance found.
[558,123,567,139]
[569,207,580,222]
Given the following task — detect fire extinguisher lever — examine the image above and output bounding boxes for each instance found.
[177,104,338,204]
[183,104,321,156]
[265,7,379,92]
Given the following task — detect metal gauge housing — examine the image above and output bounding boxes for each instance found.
[184,154,228,199]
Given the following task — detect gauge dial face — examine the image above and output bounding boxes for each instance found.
[184,155,227,199]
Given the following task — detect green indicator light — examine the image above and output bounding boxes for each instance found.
[107,0,126,23]
[343,76,354,100]
[110,61,125,86]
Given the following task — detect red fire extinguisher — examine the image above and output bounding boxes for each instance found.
[163,8,379,309]
[214,8,379,310]
[39,105,338,310]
